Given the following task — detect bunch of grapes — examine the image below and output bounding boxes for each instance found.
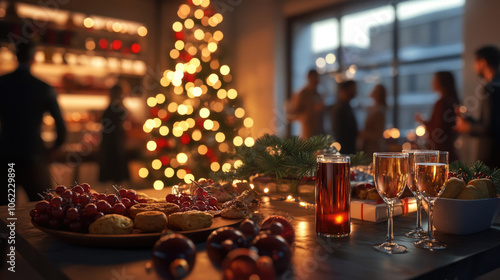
[165,187,218,212]
[30,183,147,232]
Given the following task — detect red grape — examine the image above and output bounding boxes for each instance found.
[35,201,50,212]
[112,203,126,215]
[72,192,80,204]
[152,234,196,280]
[30,209,37,218]
[94,212,105,220]
[181,201,192,208]
[106,194,118,205]
[121,197,131,208]
[44,193,54,202]
[190,206,200,211]
[50,197,63,208]
[81,183,91,193]
[38,212,50,225]
[206,227,246,267]
[66,207,79,220]
[195,200,207,211]
[166,194,177,203]
[51,206,64,219]
[72,185,84,194]
[118,188,128,197]
[251,234,291,275]
[61,190,73,201]
[137,198,148,203]
[84,203,98,216]
[79,194,91,206]
[180,196,192,203]
[97,193,107,201]
[55,185,67,195]
[208,196,218,206]
[194,188,208,200]
[49,219,62,229]
[96,200,112,214]
[63,217,72,226]
[126,189,138,201]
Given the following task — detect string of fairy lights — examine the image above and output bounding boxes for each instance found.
[138,0,254,190]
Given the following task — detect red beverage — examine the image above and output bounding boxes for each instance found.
[315,155,350,237]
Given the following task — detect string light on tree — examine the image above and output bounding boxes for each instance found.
[140,0,253,186]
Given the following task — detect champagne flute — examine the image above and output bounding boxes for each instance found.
[372,152,409,254]
[403,150,431,239]
[414,151,449,250]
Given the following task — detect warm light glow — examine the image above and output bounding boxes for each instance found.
[199,108,210,118]
[204,119,214,130]
[152,159,162,170]
[178,4,190,19]
[153,118,162,128]
[335,214,344,224]
[192,0,202,5]
[264,188,269,194]
[159,126,169,136]
[245,137,255,147]
[316,57,326,68]
[168,102,178,113]
[173,127,183,137]
[215,132,225,143]
[153,180,164,190]
[187,118,195,128]
[233,136,243,146]
[219,143,229,153]
[194,29,205,40]
[211,162,220,172]
[177,153,188,164]
[213,30,223,41]
[178,104,188,115]
[222,163,232,172]
[217,89,227,99]
[227,89,237,99]
[220,65,230,75]
[243,118,254,128]
[207,42,218,52]
[138,26,148,37]
[184,18,194,29]
[383,129,391,139]
[234,160,243,168]
[192,87,202,97]
[208,73,219,84]
[184,174,195,184]
[164,167,175,178]
[138,168,149,178]
[416,125,426,137]
[390,128,401,139]
[175,40,185,51]
[194,9,204,19]
[177,169,187,179]
[200,0,210,7]
[147,141,157,151]
[235,108,245,118]
[112,22,122,33]
[402,142,412,151]
[156,94,166,104]
[85,39,96,51]
[83,17,94,28]
[198,145,208,155]
[147,97,157,107]
[192,130,202,141]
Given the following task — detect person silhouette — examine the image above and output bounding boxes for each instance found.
[0,41,66,205]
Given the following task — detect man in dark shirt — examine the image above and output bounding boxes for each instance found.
[331,80,358,155]
[0,41,66,205]
[456,45,500,169]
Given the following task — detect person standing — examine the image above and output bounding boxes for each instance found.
[287,70,325,139]
[360,84,387,156]
[0,41,66,205]
[455,45,500,169]
[331,80,358,154]
[98,83,130,184]
[415,71,460,161]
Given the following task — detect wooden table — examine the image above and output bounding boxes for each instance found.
[1,194,500,280]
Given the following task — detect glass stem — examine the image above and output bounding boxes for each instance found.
[428,202,434,241]
[387,202,394,244]
[416,196,422,230]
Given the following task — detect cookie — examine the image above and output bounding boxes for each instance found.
[89,214,134,235]
[441,178,466,199]
[129,203,180,218]
[168,210,213,231]
[134,211,168,232]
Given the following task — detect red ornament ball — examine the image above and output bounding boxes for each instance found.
[180,134,191,145]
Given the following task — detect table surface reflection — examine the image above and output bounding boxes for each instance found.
[1,191,500,280]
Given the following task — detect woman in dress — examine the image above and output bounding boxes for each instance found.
[360,84,387,156]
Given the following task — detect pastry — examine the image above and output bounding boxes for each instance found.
[441,178,466,199]
[235,190,260,211]
[129,202,180,218]
[467,179,489,199]
[134,211,168,232]
[476,178,497,198]
[168,210,213,231]
[136,192,160,203]
[89,214,134,235]
[221,200,250,219]
[455,185,481,200]
[234,182,252,193]
[365,188,382,201]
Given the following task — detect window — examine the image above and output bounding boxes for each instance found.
[288,0,465,139]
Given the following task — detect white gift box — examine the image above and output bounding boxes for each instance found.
[351,197,417,222]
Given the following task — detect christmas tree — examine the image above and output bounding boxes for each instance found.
[139,0,254,189]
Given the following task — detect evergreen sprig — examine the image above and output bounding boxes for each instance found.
[449,160,500,193]
[213,134,334,181]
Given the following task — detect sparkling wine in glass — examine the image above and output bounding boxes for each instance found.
[414,151,449,250]
[372,152,409,254]
[403,150,431,239]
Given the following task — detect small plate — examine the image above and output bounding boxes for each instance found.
[32,217,242,248]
